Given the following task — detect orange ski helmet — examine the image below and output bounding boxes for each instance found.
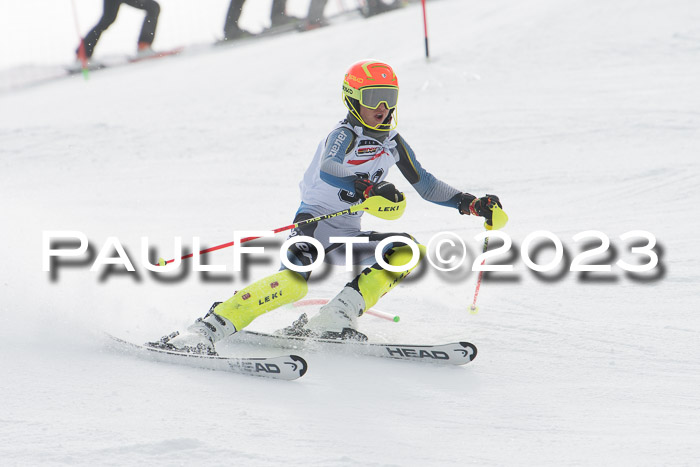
[342,60,399,131]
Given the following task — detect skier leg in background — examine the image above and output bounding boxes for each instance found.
[125,0,161,55]
[222,0,294,42]
[270,0,298,27]
[77,0,160,59]
[299,0,329,31]
[362,0,402,17]
[222,0,253,41]
[153,60,501,354]
[78,0,121,60]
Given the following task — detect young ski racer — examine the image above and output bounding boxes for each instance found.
[153,60,502,354]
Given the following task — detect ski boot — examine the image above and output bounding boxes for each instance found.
[135,42,157,57]
[147,302,237,355]
[278,287,368,341]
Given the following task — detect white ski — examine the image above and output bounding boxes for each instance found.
[106,334,308,380]
[232,330,477,365]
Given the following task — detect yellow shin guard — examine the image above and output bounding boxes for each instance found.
[213,269,308,331]
[356,244,426,310]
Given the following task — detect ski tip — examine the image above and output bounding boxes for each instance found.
[290,354,308,377]
[459,342,478,362]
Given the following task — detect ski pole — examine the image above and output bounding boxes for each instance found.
[365,308,400,322]
[469,206,508,313]
[469,236,488,313]
[293,298,400,322]
[157,195,407,266]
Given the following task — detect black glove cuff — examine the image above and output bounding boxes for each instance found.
[458,193,476,215]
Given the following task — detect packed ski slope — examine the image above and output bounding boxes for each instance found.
[2,0,699,465]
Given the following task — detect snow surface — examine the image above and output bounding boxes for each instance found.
[2,0,700,465]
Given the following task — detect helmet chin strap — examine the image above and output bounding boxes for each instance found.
[382,108,395,126]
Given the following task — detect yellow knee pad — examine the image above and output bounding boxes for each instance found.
[357,243,425,310]
[213,269,308,330]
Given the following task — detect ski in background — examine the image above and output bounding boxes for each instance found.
[128,46,185,63]
[65,46,184,75]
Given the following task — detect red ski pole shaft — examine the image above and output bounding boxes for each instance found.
[468,206,508,311]
[293,298,400,322]
[158,206,355,266]
[469,236,489,312]
[156,196,406,266]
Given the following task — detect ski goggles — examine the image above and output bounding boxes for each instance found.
[347,86,399,109]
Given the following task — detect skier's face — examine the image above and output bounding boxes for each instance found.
[359,103,390,128]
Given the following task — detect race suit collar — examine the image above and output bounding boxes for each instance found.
[346,112,390,142]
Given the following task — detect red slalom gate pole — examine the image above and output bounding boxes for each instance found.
[70,0,89,79]
[421,0,430,59]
